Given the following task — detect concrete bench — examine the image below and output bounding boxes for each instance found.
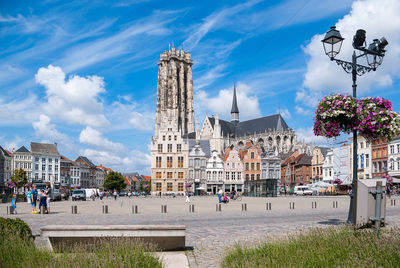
[40,225,186,251]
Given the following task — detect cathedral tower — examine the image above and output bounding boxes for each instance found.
[154,45,195,137]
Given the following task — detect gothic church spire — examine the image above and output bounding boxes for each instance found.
[231,83,239,124]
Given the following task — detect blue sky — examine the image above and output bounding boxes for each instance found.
[1,0,400,174]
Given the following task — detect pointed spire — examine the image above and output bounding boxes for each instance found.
[231,83,239,123]
[231,83,239,114]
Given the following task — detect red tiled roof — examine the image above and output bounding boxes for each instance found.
[141,175,151,181]
[61,155,72,161]
[124,176,131,185]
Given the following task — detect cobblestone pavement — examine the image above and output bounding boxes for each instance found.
[2,196,400,268]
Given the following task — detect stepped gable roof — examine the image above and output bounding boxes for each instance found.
[5,150,12,157]
[30,142,60,155]
[15,146,30,153]
[124,176,131,185]
[188,140,211,157]
[61,155,72,161]
[141,175,151,181]
[76,156,96,167]
[208,114,290,138]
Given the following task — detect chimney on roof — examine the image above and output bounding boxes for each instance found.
[231,83,239,125]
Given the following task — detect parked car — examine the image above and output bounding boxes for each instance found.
[119,191,128,197]
[72,190,86,201]
[294,186,313,196]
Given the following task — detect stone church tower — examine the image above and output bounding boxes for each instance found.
[154,45,195,137]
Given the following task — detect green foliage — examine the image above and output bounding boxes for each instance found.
[103,171,126,191]
[0,217,32,240]
[222,227,400,268]
[12,168,27,189]
[0,219,162,268]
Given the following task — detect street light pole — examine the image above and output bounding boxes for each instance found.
[321,26,388,224]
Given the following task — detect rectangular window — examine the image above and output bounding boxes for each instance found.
[366,154,369,168]
[232,172,235,180]
[35,157,39,162]
[246,163,249,171]
[49,165,52,171]
[178,156,184,168]
[178,183,184,191]
[256,174,260,180]
[42,158,46,162]
[251,174,255,180]
[174,135,177,141]
[167,183,173,191]
[55,165,59,172]
[178,172,184,179]
[189,159,193,167]
[167,172,173,179]
[168,144,172,153]
[245,174,249,180]
[49,158,52,163]
[156,172,162,179]
[156,157,162,168]
[158,144,163,153]
[251,163,255,171]
[397,144,400,153]
[168,136,171,141]
[251,152,255,159]
[42,173,45,180]
[42,164,45,171]
[256,163,260,170]
[237,172,241,180]
[156,183,162,191]
[162,135,165,141]
[55,159,58,163]
[167,157,173,168]
[226,172,230,180]
[35,173,39,179]
[177,144,181,152]
[55,174,58,181]
[207,171,211,180]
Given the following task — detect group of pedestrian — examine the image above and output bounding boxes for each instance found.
[217,188,236,204]
[24,183,52,214]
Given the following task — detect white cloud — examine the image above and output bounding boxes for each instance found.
[79,126,125,153]
[295,105,312,115]
[129,112,153,131]
[195,82,261,121]
[299,0,400,108]
[0,94,40,126]
[81,148,151,174]
[32,114,76,152]
[35,65,109,128]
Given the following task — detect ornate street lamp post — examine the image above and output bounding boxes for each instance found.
[321,26,388,224]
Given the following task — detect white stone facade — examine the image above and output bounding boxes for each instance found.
[388,137,400,178]
[323,149,333,183]
[223,148,244,192]
[332,144,351,184]
[206,150,224,194]
[350,136,372,180]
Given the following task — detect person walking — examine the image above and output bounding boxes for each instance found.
[99,190,104,200]
[218,188,223,203]
[45,183,52,214]
[11,194,17,214]
[185,191,190,203]
[31,185,38,214]
[113,190,118,200]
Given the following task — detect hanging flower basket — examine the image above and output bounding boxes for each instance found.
[314,94,400,141]
[333,178,342,185]
[313,94,358,138]
[185,183,191,188]
[356,97,400,140]
[6,182,16,189]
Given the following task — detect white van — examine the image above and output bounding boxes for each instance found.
[294,186,313,196]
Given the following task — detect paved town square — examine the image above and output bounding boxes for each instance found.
[2,196,400,267]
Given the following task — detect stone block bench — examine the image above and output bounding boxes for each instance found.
[40,225,186,251]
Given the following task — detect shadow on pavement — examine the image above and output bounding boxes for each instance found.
[317,219,345,225]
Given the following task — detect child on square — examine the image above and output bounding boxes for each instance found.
[11,194,17,214]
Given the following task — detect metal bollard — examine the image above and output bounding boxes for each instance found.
[132,205,138,214]
[40,206,46,214]
[289,202,295,210]
[391,199,396,206]
[102,205,108,214]
[71,205,77,214]
[216,204,221,212]
[242,203,247,211]
[312,201,317,209]
[7,206,14,214]
[266,202,272,210]
[161,205,167,213]
[189,204,195,213]
[333,201,338,208]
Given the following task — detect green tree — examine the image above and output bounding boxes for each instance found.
[103,171,126,191]
[12,169,27,192]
